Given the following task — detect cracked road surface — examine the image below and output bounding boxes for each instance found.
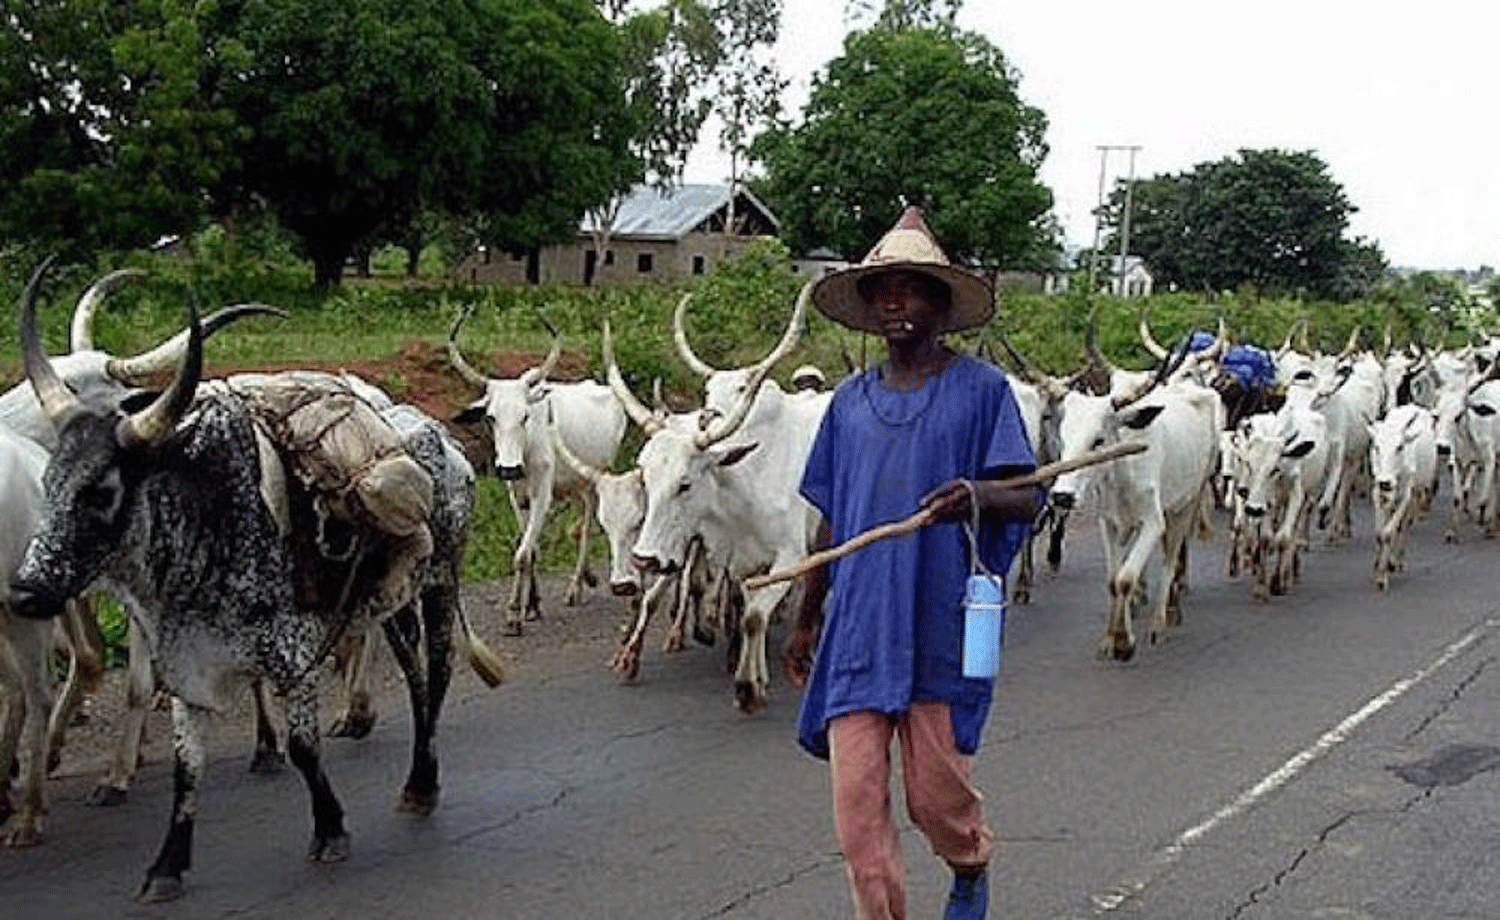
[7,492,1500,919]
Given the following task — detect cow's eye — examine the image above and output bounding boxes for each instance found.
[1091,437,1105,450]
[79,482,117,515]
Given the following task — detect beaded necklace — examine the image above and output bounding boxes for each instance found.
[861,363,943,427]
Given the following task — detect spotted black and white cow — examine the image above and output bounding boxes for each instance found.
[8,265,489,902]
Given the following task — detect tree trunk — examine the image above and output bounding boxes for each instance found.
[311,247,346,288]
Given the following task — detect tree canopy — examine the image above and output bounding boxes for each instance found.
[1,0,638,286]
[1098,148,1387,301]
[751,19,1054,272]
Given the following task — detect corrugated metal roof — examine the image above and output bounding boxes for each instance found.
[581,183,779,239]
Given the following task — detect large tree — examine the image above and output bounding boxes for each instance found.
[1100,148,1383,301]
[216,0,635,286]
[0,1,238,258]
[751,15,1053,272]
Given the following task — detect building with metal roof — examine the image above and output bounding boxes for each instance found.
[459,183,781,286]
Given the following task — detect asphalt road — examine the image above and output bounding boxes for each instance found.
[6,489,1500,920]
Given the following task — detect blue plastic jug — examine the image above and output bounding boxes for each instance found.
[961,575,1005,679]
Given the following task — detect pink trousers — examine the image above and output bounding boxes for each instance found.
[828,702,993,920]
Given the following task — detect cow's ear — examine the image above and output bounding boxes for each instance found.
[1472,404,1497,417]
[1283,439,1316,458]
[1122,404,1165,429]
[715,442,759,468]
[452,402,487,425]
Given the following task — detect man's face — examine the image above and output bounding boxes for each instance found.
[862,270,949,342]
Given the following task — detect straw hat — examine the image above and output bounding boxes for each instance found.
[810,206,995,335]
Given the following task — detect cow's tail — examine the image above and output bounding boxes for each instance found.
[456,602,506,687]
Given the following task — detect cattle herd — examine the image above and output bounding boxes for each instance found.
[2,264,1497,903]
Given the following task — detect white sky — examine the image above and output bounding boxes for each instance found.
[683,0,1500,270]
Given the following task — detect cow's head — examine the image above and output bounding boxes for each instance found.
[1369,407,1431,498]
[629,427,757,574]
[10,259,204,619]
[1237,411,1321,519]
[550,418,648,595]
[449,305,560,479]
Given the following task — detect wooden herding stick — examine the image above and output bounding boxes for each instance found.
[743,441,1148,591]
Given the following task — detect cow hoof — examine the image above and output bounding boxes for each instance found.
[662,631,685,653]
[692,624,717,647]
[138,875,185,903]
[502,621,524,638]
[328,712,376,740]
[1444,531,1457,544]
[397,787,439,816]
[47,748,62,775]
[87,784,128,807]
[249,749,286,774]
[307,833,351,863]
[523,607,543,623]
[2,820,41,848]
[563,587,582,606]
[734,682,765,715]
[612,648,641,683]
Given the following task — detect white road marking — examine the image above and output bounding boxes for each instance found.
[1074,618,1499,916]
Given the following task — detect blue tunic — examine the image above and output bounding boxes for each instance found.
[796,353,1035,760]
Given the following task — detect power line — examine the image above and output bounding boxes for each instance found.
[1088,145,1142,295]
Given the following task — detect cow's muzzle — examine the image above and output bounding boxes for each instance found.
[1377,480,1395,493]
[8,580,67,620]
[495,464,525,481]
[1051,492,1075,511]
[1245,505,1265,518]
[1437,444,1452,457]
[611,581,640,598]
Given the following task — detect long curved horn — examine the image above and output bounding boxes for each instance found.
[520,312,562,387]
[20,255,82,425]
[1277,318,1307,358]
[446,303,489,389]
[1136,305,1170,360]
[115,300,203,448]
[694,372,762,450]
[751,281,812,374]
[672,293,717,377]
[1112,333,1192,410]
[603,319,663,435]
[70,268,146,353]
[1334,326,1361,361]
[548,405,602,484]
[104,304,287,383]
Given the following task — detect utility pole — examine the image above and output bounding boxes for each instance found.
[1089,144,1142,295]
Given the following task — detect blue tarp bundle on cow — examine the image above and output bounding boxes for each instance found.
[1220,344,1277,391]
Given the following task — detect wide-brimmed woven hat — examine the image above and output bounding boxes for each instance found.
[810,206,995,335]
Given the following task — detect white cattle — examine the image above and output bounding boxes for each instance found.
[1236,403,1332,601]
[1050,365,1222,661]
[1367,404,1439,590]
[450,308,628,633]
[1446,364,1500,538]
[0,428,103,846]
[548,372,715,681]
[621,285,826,712]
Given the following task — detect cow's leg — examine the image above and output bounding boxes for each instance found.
[90,623,152,806]
[327,631,377,739]
[732,582,783,714]
[283,683,349,865]
[563,493,598,606]
[382,604,440,815]
[614,575,674,680]
[249,679,285,773]
[0,613,54,847]
[1272,489,1307,595]
[1096,517,1138,661]
[1046,508,1070,574]
[1012,531,1034,604]
[138,698,209,902]
[46,599,104,774]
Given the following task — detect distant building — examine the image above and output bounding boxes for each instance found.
[456,183,780,286]
[1043,248,1154,297]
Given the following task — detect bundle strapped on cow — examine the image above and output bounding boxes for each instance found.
[743,442,1148,590]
